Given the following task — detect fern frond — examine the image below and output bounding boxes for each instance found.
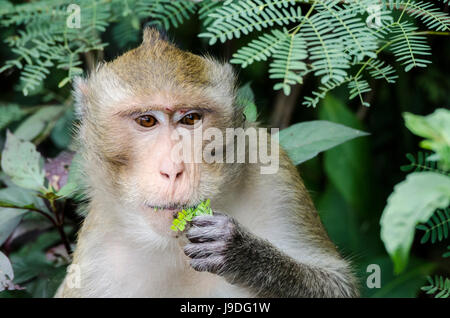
[301,12,350,84]
[269,31,308,95]
[0,0,110,95]
[444,246,450,258]
[400,152,447,174]
[111,16,140,48]
[302,77,348,108]
[20,64,50,96]
[208,0,295,25]
[388,21,432,72]
[199,0,302,45]
[1,0,200,95]
[198,0,226,27]
[348,76,371,107]
[388,0,450,31]
[363,60,398,83]
[139,0,197,30]
[231,29,287,68]
[421,275,450,298]
[316,0,378,61]
[416,208,450,244]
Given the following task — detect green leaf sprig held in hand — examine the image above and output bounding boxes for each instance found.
[170,199,213,232]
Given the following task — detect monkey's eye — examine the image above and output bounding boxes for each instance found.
[180,113,202,126]
[135,115,157,128]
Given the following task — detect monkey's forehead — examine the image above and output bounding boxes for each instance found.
[106,40,213,89]
[77,30,236,113]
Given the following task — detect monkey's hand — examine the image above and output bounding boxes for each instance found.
[183,213,249,278]
[183,213,358,297]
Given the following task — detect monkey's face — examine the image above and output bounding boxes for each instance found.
[108,92,236,236]
[75,28,239,237]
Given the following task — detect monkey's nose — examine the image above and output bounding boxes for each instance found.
[159,161,184,182]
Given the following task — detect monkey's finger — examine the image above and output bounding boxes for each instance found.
[186,224,224,242]
[190,256,225,274]
[183,241,226,259]
[190,215,217,227]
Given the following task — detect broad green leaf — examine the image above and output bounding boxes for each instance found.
[14,105,65,141]
[1,131,45,191]
[0,206,27,246]
[318,94,372,213]
[0,186,47,245]
[278,120,368,165]
[237,83,258,122]
[51,107,75,149]
[0,251,14,291]
[403,109,450,171]
[380,172,450,274]
[0,104,26,130]
[9,230,67,297]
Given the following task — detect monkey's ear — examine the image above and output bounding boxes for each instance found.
[142,27,169,46]
[73,76,89,119]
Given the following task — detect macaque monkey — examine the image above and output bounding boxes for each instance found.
[56,28,358,298]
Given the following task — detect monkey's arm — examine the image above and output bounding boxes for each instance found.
[184,214,358,298]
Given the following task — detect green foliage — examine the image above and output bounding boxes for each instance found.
[421,275,450,298]
[317,184,363,254]
[0,0,200,95]
[278,120,368,165]
[237,82,258,122]
[1,131,45,191]
[0,104,27,130]
[0,130,77,296]
[8,230,68,297]
[200,0,450,106]
[199,0,301,45]
[0,186,49,246]
[360,257,435,298]
[388,1,450,32]
[319,95,372,213]
[1,0,449,107]
[404,109,450,171]
[444,246,450,258]
[171,200,213,232]
[230,29,288,68]
[0,0,109,95]
[55,152,83,199]
[388,22,431,72]
[269,31,307,95]
[380,172,450,273]
[348,76,371,107]
[400,152,445,174]
[0,251,14,291]
[364,59,398,83]
[13,106,66,142]
[50,107,76,149]
[381,108,450,278]
[416,208,450,244]
[139,0,197,30]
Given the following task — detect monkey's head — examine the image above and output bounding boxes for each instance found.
[74,28,243,237]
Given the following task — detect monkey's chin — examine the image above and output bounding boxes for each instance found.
[143,205,183,238]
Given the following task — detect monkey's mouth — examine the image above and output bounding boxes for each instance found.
[146,203,196,214]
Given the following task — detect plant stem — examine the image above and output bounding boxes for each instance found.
[0,202,72,255]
